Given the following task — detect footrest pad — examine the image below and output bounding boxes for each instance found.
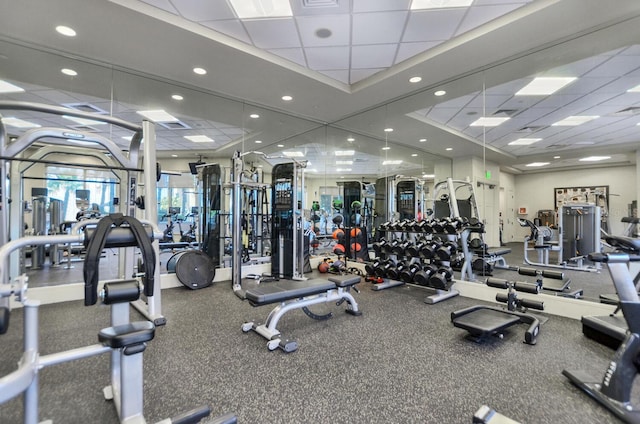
[99,321,155,348]
[452,309,520,335]
[328,275,361,287]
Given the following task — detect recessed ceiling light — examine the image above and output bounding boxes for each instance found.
[336,168,352,172]
[62,115,107,126]
[470,117,510,127]
[411,153,418,157]
[281,95,293,101]
[553,156,561,159]
[0,80,25,93]
[55,25,76,37]
[409,76,422,83]
[347,137,355,142]
[228,0,293,18]
[277,144,284,147]
[336,160,353,165]
[384,128,393,132]
[526,162,550,167]
[382,160,402,165]
[445,147,453,151]
[382,146,391,151]
[411,0,473,9]
[419,138,427,142]
[579,156,611,162]
[2,117,41,128]
[137,110,178,123]
[184,135,214,143]
[255,140,262,144]
[434,90,446,96]
[628,84,640,93]
[515,77,576,95]
[552,116,599,126]
[250,114,260,119]
[283,151,305,157]
[61,68,77,76]
[171,154,178,157]
[335,150,355,156]
[508,138,542,146]
[193,67,207,75]
[172,94,184,101]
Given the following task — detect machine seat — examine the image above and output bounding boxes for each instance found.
[98,321,155,349]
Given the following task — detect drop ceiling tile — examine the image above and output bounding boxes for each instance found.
[395,40,442,62]
[464,93,512,108]
[352,0,411,12]
[290,0,350,16]
[541,55,610,78]
[352,44,397,69]
[352,11,408,45]
[455,4,523,36]
[295,15,350,47]
[403,9,467,43]
[244,18,301,49]
[201,19,252,44]
[555,77,611,95]
[619,45,640,56]
[170,0,235,22]
[350,68,385,83]
[474,0,531,4]
[27,89,80,105]
[140,0,179,14]
[587,55,640,78]
[305,46,350,70]
[268,47,308,67]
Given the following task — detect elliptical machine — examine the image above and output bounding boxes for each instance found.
[563,235,640,423]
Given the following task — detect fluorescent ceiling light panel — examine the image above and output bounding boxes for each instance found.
[304,168,318,173]
[382,160,403,165]
[336,160,353,165]
[136,110,178,123]
[336,168,352,172]
[579,156,611,162]
[229,0,292,18]
[411,0,473,10]
[508,138,542,146]
[0,80,25,93]
[2,117,41,128]
[335,150,355,156]
[515,77,576,95]
[552,115,599,126]
[283,151,305,157]
[526,162,550,167]
[422,174,435,178]
[470,117,510,127]
[627,84,640,93]
[62,115,107,126]
[184,135,214,143]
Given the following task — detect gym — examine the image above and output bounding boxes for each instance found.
[2,1,640,423]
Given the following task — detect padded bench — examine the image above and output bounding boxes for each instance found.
[242,276,362,352]
[474,247,511,269]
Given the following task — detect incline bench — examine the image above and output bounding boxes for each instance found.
[242,275,362,352]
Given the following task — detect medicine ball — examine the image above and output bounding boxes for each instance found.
[318,261,330,273]
[351,242,362,252]
[333,244,346,255]
[350,228,362,238]
[333,229,345,240]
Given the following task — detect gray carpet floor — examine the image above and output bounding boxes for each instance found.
[0,265,633,423]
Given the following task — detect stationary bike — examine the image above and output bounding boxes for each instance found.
[563,235,640,423]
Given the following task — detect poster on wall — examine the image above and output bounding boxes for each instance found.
[554,185,609,210]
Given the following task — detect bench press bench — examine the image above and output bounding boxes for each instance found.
[242,275,362,352]
[474,246,511,269]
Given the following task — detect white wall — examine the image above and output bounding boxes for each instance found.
[514,165,636,239]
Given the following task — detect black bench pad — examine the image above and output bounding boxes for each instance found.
[99,321,155,348]
[452,309,520,335]
[475,247,511,257]
[246,279,336,305]
[328,275,361,287]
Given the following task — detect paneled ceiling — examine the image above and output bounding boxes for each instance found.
[1,0,640,176]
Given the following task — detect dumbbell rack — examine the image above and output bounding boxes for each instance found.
[368,218,469,304]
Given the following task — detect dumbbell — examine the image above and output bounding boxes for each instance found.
[375,259,396,278]
[414,220,433,233]
[429,267,454,290]
[406,239,427,257]
[387,262,408,280]
[392,240,413,256]
[431,219,448,233]
[413,264,438,286]
[445,217,466,234]
[373,238,389,255]
[436,241,458,261]
[365,259,383,276]
[420,240,443,260]
[400,262,422,283]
